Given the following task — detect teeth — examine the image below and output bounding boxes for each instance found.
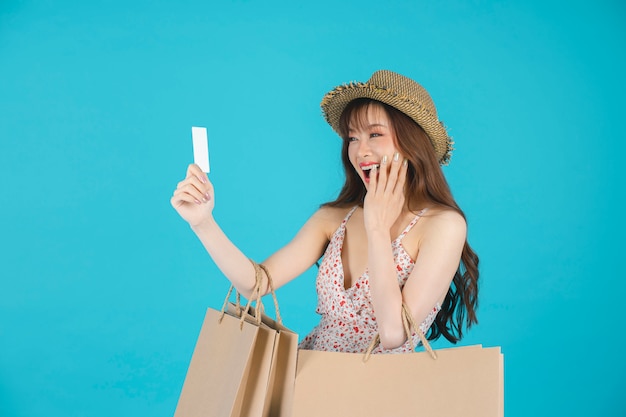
[361,164,380,171]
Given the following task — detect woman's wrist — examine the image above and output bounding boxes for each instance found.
[190,215,218,235]
[366,227,392,242]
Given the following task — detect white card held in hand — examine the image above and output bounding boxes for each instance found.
[191,126,210,173]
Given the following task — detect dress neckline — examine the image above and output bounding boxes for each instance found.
[336,206,427,292]
[340,206,427,243]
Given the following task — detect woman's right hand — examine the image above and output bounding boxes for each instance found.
[171,164,215,227]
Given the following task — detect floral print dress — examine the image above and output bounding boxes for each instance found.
[299,206,440,354]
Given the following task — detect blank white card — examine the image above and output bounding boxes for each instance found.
[192,126,210,173]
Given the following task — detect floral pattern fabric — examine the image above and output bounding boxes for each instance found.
[299,207,440,354]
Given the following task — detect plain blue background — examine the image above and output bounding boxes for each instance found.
[1,0,624,416]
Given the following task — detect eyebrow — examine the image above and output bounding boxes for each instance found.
[348,123,388,132]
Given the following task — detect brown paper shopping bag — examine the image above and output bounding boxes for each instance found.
[241,263,298,417]
[260,313,298,417]
[175,262,298,417]
[227,308,276,417]
[292,304,504,417]
[224,302,297,417]
[173,306,265,417]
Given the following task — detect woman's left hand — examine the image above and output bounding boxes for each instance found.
[363,152,408,235]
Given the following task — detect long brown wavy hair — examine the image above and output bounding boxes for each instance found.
[323,98,479,344]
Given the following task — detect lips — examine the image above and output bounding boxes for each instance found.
[359,162,380,182]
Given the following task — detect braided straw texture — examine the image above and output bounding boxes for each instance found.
[321,70,453,165]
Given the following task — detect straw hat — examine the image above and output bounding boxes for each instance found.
[321,70,453,165]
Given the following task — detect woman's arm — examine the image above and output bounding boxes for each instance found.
[363,155,407,349]
[191,207,333,297]
[260,207,338,295]
[370,210,466,349]
[363,156,466,349]
[171,164,333,298]
[400,211,466,343]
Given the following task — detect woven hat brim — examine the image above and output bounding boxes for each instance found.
[321,82,453,165]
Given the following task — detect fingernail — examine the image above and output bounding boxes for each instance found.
[200,176,207,184]
[205,192,210,200]
[393,152,400,162]
[382,155,388,164]
[403,159,408,167]
[195,198,201,205]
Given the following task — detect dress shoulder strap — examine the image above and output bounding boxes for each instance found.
[397,208,428,240]
[329,206,359,245]
[339,206,359,230]
[344,206,358,222]
[330,206,359,237]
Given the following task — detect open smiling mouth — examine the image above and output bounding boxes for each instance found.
[361,164,380,181]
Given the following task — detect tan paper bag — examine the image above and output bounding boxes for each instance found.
[174,306,266,417]
[240,263,298,417]
[225,304,280,417]
[242,303,298,417]
[262,315,298,417]
[292,304,504,417]
[175,262,298,417]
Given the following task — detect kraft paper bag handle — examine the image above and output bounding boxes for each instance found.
[364,303,438,362]
[257,263,283,325]
[217,261,263,327]
[242,261,283,326]
[217,285,261,327]
[217,260,283,328]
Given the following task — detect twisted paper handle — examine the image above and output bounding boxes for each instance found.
[217,259,282,328]
[257,263,282,324]
[364,303,438,362]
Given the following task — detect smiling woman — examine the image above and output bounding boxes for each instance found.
[1,0,623,414]
[171,69,479,353]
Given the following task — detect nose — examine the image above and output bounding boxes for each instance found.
[355,139,372,158]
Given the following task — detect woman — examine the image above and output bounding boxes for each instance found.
[171,70,479,353]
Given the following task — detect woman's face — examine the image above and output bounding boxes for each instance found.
[346,103,400,185]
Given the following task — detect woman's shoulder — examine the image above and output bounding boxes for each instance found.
[419,206,467,238]
[310,205,357,238]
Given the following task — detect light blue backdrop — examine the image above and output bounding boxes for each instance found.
[1,0,624,416]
